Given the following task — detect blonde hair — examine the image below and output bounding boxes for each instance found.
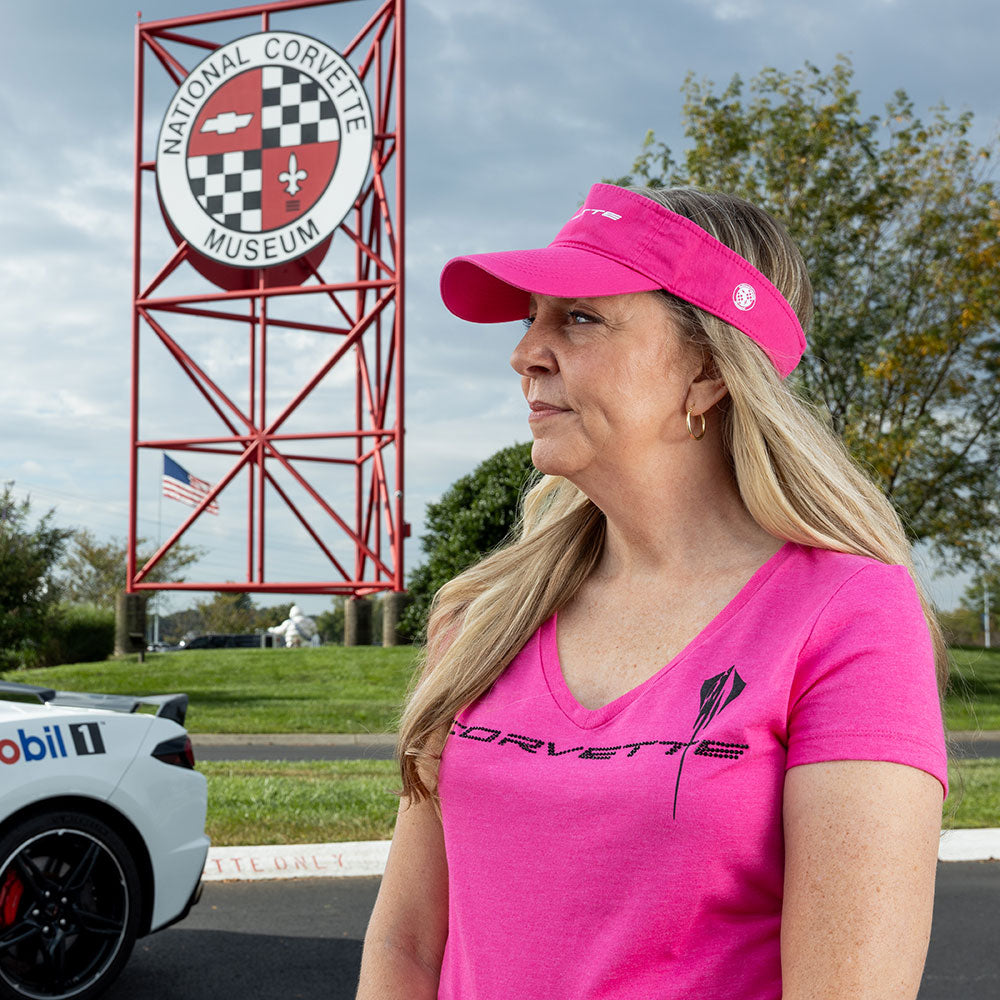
[397,184,950,803]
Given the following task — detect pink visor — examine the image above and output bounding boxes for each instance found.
[439,183,806,378]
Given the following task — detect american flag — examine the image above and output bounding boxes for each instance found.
[162,454,219,515]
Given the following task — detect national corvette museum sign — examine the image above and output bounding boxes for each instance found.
[156,31,373,269]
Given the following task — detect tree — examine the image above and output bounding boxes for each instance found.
[611,57,1000,571]
[158,607,204,645]
[0,483,73,669]
[256,602,294,631]
[194,591,259,633]
[315,597,346,644]
[943,566,1000,648]
[937,606,982,648]
[60,529,204,609]
[400,442,538,640]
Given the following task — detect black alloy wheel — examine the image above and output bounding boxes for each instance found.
[0,811,142,1000]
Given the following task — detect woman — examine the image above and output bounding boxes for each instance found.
[356,183,949,999]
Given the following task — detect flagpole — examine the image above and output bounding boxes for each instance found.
[154,454,163,646]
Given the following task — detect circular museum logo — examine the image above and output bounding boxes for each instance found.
[156,31,373,269]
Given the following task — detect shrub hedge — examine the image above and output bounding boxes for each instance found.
[39,603,115,667]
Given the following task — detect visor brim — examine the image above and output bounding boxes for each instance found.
[440,246,661,323]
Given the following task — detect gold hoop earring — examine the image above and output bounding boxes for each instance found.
[686,408,706,441]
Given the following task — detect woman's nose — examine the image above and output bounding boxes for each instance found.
[510,323,558,377]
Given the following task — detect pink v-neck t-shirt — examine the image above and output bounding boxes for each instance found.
[435,541,948,1000]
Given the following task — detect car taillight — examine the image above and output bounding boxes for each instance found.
[152,734,196,769]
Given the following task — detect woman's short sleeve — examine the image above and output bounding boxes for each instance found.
[786,562,949,798]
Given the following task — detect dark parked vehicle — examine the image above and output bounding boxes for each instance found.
[177,633,275,650]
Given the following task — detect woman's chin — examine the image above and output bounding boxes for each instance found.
[529,440,587,479]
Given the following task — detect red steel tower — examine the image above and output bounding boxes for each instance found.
[128,0,406,600]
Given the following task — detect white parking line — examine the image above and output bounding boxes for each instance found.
[202,831,1000,881]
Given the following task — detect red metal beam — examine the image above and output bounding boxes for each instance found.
[263,468,352,579]
[139,308,251,434]
[342,0,395,59]
[256,271,267,583]
[138,430,394,447]
[138,277,394,308]
[142,33,188,86]
[136,439,258,583]
[132,580,395,593]
[147,29,221,51]
[140,0,348,32]
[264,290,394,437]
[337,220,396,277]
[264,440,393,578]
[128,21,144,595]
[140,242,190,300]
[393,0,406,590]
[153,302,353,336]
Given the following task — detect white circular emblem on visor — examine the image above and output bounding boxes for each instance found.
[733,282,757,311]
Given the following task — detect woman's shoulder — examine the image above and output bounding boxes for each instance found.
[781,541,918,603]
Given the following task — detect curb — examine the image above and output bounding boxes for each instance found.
[938,828,1000,862]
[203,841,390,881]
[203,830,1000,882]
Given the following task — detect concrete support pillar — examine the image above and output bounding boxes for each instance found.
[115,592,147,658]
[382,591,409,646]
[344,597,372,646]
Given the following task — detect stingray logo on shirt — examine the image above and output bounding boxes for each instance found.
[669,665,747,818]
[450,665,749,819]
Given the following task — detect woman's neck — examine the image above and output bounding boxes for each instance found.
[571,442,778,582]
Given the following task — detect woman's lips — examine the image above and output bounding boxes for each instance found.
[528,401,570,421]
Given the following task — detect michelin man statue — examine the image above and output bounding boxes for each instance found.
[267,605,318,648]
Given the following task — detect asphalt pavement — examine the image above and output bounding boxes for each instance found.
[105,863,1000,999]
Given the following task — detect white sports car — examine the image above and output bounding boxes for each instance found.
[0,681,209,1000]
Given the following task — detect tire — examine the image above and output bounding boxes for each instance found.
[0,810,142,1000]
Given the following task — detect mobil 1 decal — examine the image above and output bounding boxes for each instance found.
[0,723,106,766]
[156,32,373,269]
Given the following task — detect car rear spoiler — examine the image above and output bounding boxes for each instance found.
[0,682,189,726]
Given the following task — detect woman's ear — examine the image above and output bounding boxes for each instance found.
[687,352,729,412]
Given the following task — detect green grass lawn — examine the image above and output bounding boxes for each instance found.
[1,646,421,734]
[943,647,1000,730]
[200,760,401,845]
[199,757,999,846]
[3,641,998,733]
[945,759,1000,829]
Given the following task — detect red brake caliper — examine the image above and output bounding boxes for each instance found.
[0,870,23,928]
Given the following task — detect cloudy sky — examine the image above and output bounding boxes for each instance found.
[1,0,996,616]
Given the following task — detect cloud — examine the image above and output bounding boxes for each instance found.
[417,0,536,26]
[684,0,762,20]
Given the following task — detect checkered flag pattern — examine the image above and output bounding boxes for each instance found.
[188,150,263,231]
[262,67,340,149]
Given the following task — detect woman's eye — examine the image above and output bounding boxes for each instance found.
[520,310,598,330]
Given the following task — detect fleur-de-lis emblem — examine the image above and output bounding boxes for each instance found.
[279,152,308,196]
